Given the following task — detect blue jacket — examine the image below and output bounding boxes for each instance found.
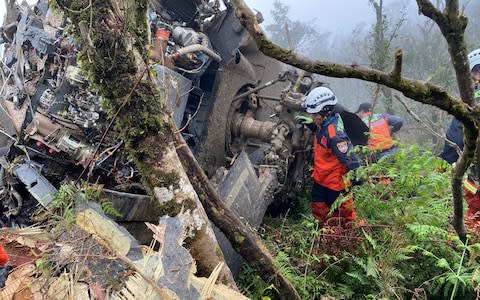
[307,114,360,172]
[439,118,464,164]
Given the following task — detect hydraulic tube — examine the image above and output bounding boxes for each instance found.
[173,44,222,63]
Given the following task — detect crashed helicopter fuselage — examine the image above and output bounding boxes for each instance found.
[0,0,368,273]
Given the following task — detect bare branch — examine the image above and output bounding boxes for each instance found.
[394,95,461,156]
[391,49,403,80]
[445,0,459,18]
[416,0,471,106]
[416,0,446,25]
[174,130,301,300]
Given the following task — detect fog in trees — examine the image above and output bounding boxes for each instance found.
[256,0,479,151]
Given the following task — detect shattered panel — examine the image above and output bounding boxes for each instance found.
[12,163,57,207]
[213,151,278,275]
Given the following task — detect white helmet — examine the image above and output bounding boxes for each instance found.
[302,86,337,114]
[468,48,480,71]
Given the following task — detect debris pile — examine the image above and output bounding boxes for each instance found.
[0,0,247,296]
[0,0,369,297]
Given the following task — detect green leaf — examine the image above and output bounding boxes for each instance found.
[435,258,450,270]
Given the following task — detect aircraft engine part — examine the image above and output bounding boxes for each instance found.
[64,92,103,129]
[211,151,278,275]
[270,124,290,154]
[232,112,275,143]
[171,26,219,75]
[39,89,56,109]
[172,26,207,47]
[65,66,87,87]
[56,133,93,163]
[24,112,92,163]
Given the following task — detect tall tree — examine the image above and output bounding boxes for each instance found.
[264,0,321,54]
[368,0,406,114]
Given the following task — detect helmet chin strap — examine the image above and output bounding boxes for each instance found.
[318,111,333,122]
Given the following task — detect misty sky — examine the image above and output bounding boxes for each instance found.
[244,0,419,35]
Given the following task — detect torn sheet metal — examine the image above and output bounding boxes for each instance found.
[0,102,16,156]
[12,163,57,207]
[153,64,192,128]
[24,26,56,54]
[212,151,278,275]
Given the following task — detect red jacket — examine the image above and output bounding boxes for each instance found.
[0,244,8,266]
[312,114,360,191]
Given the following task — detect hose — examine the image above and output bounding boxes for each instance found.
[174,44,222,63]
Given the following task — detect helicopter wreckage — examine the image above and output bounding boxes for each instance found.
[0,0,368,296]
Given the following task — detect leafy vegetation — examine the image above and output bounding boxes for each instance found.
[51,182,121,225]
[239,146,480,299]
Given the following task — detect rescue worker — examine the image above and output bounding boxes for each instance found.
[440,48,480,164]
[439,48,480,228]
[295,86,361,225]
[356,102,403,161]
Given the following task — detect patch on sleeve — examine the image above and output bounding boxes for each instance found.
[336,141,348,153]
[320,136,328,146]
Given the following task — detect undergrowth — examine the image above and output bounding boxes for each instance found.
[238,145,480,300]
[51,182,121,226]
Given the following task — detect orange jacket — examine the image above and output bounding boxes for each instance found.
[312,115,360,191]
[362,113,402,151]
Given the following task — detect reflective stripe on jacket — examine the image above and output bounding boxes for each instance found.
[312,114,359,191]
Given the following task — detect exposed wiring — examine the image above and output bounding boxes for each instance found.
[175,93,204,133]
[174,59,209,74]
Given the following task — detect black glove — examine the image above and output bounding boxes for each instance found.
[351,178,365,187]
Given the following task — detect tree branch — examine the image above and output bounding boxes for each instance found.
[395,95,462,156]
[231,0,468,118]
[445,0,459,19]
[391,49,403,80]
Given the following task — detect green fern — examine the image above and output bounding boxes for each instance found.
[239,145,480,299]
[51,183,81,225]
[51,182,122,223]
[100,198,122,218]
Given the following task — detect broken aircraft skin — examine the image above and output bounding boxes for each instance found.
[0,0,368,275]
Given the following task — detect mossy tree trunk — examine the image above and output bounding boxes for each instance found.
[231,0,476,241]
[56,0,301,297]
[55,0,238,287]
